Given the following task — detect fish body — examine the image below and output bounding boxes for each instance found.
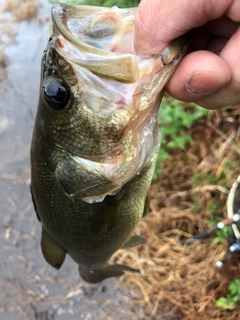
[31,4,188,283]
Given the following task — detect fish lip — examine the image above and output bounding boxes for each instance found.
[51,4,107,57]
[51,3,133,58]
[51,4,140,83]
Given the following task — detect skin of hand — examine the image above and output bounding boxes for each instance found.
[134,0,240,109]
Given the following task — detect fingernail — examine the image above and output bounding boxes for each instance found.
[186,72,225,95]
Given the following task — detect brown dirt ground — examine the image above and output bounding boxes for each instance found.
[112,106,240,320]
[2,0,39,22]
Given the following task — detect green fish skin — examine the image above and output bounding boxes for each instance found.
[31,4,188,283]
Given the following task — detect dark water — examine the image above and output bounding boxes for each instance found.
[0,1,149,319]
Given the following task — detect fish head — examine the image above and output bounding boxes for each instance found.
[35,4,188,202]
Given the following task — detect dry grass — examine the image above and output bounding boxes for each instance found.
[113,106,240,320]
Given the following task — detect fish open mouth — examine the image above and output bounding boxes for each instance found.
[51,4,139,83]
[47,4,188,203]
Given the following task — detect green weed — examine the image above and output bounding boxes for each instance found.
[153,99,208,179]
[206,203,232,244]
[207,203,219,222]
[81,0,139,7]
[213,228,232,244]
[216,278,240,310]
[48,0,139,7]
[48,0,80,4]
[191,195,203,213]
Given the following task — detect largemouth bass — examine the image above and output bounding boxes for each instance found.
[31,4,188,283]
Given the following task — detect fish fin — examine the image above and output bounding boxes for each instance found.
[122,235,147,249]
[79,264,139,284]
[142,191,150,218]
[30,185,41,222]
[41,228,66,269]
[55,157,117,198]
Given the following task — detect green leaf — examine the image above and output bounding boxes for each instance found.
[216,297,236,310]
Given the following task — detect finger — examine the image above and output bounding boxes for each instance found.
[166,27,240,110]
[190,17,239,51]
[192,80,240,109]
[226,0,240,21]
[165,51,232,108]
[204,16,239,38]
[197,26,240,109]
[134,0,236,54]
[220,27,240,83]
[205,36,228,54]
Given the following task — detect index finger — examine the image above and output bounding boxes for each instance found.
[134,0,236,54]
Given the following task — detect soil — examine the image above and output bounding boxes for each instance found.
[0,1,240,320]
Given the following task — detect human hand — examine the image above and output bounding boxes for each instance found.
[134,0,240,109]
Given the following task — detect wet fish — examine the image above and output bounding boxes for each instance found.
[31,4,188,283]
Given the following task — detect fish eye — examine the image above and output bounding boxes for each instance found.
[43,77,70,110]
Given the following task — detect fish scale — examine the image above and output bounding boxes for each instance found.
[31,4,189,283]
